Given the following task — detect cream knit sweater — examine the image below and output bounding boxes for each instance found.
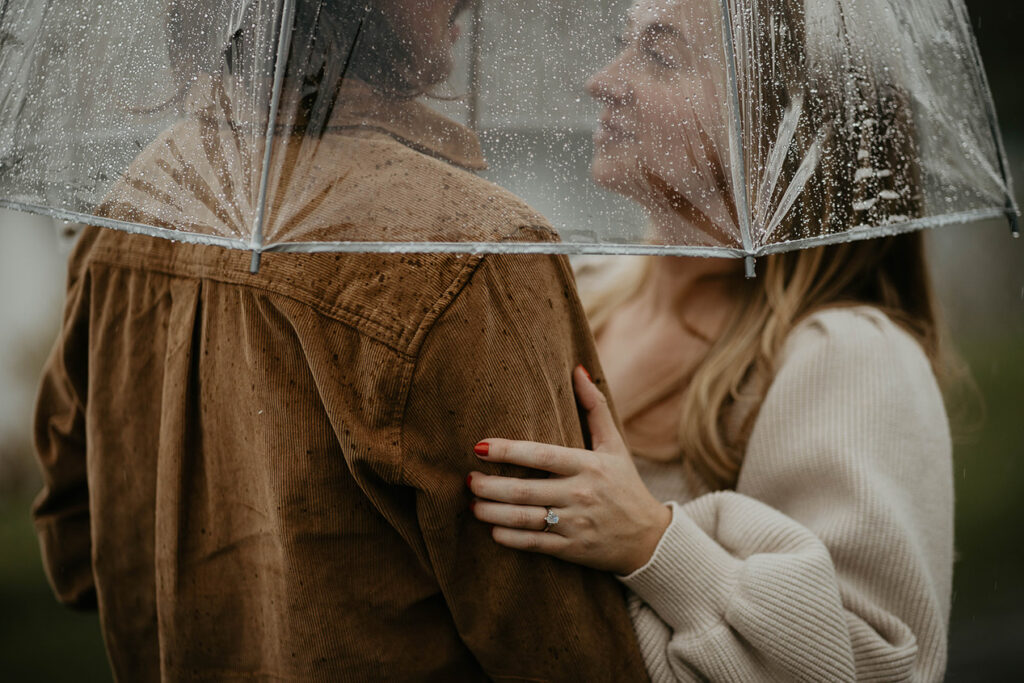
[618,306,953,682]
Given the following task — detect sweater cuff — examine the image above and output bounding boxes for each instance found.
[617,500,740,635]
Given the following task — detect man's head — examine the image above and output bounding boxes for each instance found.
[168,0,473,98]
[374,0,473,89]
[288,0,472,97]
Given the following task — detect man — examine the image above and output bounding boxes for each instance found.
[32,1,649,680]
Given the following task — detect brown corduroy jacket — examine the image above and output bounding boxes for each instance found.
[32,83,648,681]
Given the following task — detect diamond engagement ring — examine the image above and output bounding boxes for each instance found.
[542,507,560,532]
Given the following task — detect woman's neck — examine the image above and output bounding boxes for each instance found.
[635,253,742,315]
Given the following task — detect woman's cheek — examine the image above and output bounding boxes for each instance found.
[635,101,688,169]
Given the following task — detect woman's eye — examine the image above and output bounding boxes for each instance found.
[644,47,676,68]
[637,31,682,69]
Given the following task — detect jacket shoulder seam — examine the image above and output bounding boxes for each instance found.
[85,249,418,359]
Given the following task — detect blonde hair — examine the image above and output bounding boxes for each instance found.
[581,0,963,491]
[584,233,950,493]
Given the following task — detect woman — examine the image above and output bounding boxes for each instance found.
[467,0,953,680]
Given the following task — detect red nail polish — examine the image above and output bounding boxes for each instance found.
[466,473,473,487]
[469,500,477,512]
[474,442,489,457]
[578,364,593,382]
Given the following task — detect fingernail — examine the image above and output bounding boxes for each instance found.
[474,442,489,457]
[578,364,593,382]
[469,500,477,512]
[466,473,473,487]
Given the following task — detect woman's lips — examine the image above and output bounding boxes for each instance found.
[595,119,635,145]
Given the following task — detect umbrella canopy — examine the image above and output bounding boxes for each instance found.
[0,0,1017,270]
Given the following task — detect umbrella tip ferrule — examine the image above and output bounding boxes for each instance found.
[744,256,757,279]
[250,250,262,273]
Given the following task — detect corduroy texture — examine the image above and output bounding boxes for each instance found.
[31,100,649,682]
[620,306,953,682]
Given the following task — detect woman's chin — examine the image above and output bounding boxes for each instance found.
[591,161,656,215]
[590,159,632,195]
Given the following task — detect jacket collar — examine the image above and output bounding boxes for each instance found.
[327,79,486,171]
[184,74,486,172]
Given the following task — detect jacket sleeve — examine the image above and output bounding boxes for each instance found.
[399,251,649,682]
[31,242,96,610]
[619,309,953,683]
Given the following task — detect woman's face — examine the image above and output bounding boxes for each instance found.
[586,0,736,242]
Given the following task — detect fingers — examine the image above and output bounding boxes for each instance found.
[474,439,582,476]
[572,365,623,451]
[467,471,566,507]
[490,526,571,556]
[471,499,549,532]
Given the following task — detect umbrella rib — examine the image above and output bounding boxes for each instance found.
[251,0,298,272]
[717,0,756,274]
[754,93,803,229]
[763,136,823,242]
[337,11,366,90]
[952,1,1018,234]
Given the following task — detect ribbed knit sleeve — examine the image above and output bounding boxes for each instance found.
[620,306,953,682]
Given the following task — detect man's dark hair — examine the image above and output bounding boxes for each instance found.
[289,1,418,95]
[167,1,421,125]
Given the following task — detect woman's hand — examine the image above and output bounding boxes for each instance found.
[467,365,672,575]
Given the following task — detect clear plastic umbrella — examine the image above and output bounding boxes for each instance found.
[0,0,1017,273]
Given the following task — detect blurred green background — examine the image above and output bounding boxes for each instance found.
[0,1,1022,680]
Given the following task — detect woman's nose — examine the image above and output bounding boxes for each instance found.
[586,59,632,105]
